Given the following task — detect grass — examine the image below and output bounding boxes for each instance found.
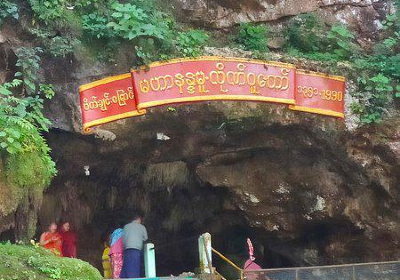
[0,242,102,280]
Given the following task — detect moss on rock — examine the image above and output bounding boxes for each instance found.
[0,242,102,280]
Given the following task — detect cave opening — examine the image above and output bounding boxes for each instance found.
[34,126,299,276]
[36,175,296,276]
[22,110,389,277]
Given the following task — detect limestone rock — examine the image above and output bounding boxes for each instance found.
[172,0,391,40]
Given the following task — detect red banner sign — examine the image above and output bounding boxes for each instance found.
[132,57,296,109]
[79,57,345,133]
[79,74,145,132]
[289,70,345,118]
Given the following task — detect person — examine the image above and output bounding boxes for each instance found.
[244,238,262,270]
[59,221,77,258]
[109,227,124,278]
[120,213,148,278]
[102,234,112,279]
[39,222,63,256]
[244,238,263,280]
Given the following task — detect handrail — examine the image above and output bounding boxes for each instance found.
[211,247,244,280]
[243,260,400,273]
[211,247,243,272]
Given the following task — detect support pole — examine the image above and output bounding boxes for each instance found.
[144,243,156,278]
[198,232,212,274]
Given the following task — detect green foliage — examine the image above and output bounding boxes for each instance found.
[349,5,400,124]
[236,23,269,51]
[351,74,394,123]
[382,13,398,31]
[286,13,329,53]
[47,36,79,57]
[0,242,102,280]
[0,80,54,176]
[82,12,113,39]
[285,14,358,61]
[6,150,56,190]
[15,47,43,95]
[28,0,65,24]
[0,46,56,190]
[23,0,209,64]
[107,2,167,41]
[176,30,209,57]
[29,28,79,58]
[351,53,400,123]
[327,25,359,59]
[285,9,398,125]
[0,0,19,25]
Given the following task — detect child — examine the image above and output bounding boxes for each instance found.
[102,233,112,278]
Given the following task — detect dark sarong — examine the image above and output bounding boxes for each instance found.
[120,248,141,278]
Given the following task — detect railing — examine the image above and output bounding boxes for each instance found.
[243,261,400,280]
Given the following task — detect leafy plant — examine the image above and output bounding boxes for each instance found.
[382,13,398,31]
[351,74,395,123]
[0,0,19,25]
[15,47,43,95]
[107,2,167,41]
[348,4,400,124]
[134,43,154,65]
[48,35,79,57]
[0,45,57,190]
[176,29,209,57]
[28,0,65,24]
[0,82,52,147]
[0,83,56,188]
[29,28,79,57]
[327,25,359,59]
[286,13,329,53]
[82,12,114,39]
[236,23,269,52]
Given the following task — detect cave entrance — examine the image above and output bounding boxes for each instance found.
[37,169,295,277]
[36,116,356,277]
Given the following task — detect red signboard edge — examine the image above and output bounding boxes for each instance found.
[289,69,346,118]
[79,73,146,133]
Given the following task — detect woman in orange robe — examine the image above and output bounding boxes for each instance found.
[40,222,63,256]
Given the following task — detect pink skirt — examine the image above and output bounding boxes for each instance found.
[110,252,123,279]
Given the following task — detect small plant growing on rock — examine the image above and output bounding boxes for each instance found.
[351,74,395,124]
[82,12,114,39]
[236,23,269,52]
[107,2,167,41]
[28,0,65,24]
[0,0,19,25]
[285,13,329,53]
[176,29,209,57]
[327,25,359,60]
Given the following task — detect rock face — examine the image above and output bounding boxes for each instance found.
[172,0,393,37]
[0,0,399,275]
